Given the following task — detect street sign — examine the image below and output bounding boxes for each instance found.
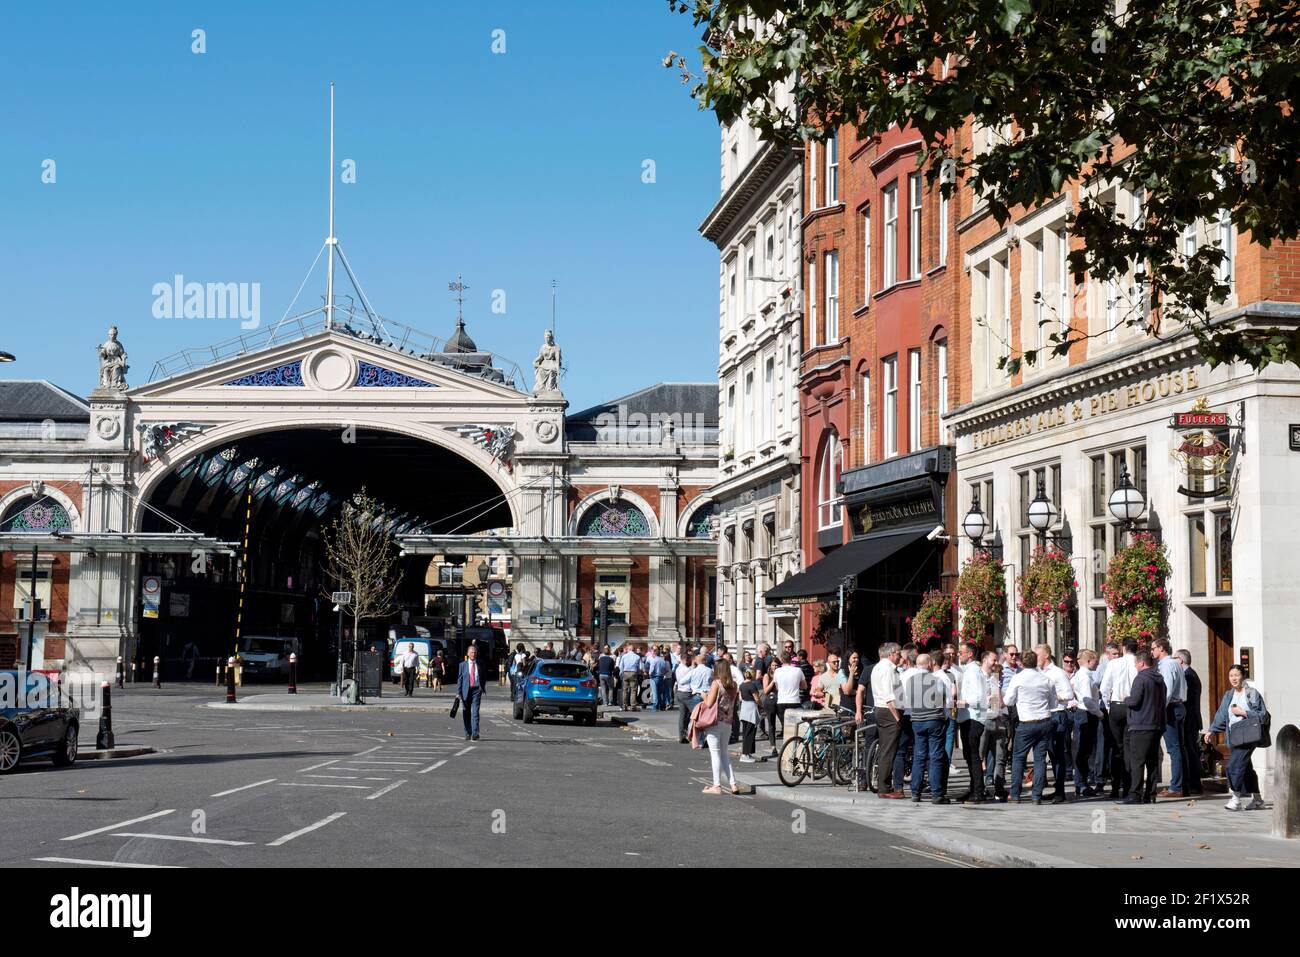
[530,615,555,625]
[331,591,353,604]
[1291,424,1300,451]
[1171,410,1229,429]
[487,580,506,598]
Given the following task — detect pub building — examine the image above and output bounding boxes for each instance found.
[945,320,1300,783]
[765,446,956,659]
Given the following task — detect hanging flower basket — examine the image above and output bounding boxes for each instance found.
[953,551,1006,644]
[1016,546,1078,622]
[911,588,952,647]
[1103,532,1171,645]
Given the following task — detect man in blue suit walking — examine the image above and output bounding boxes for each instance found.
[458,643,486,741]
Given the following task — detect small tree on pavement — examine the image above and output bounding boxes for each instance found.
[322,490,401,682]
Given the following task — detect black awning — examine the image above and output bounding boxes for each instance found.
[764,527,930,605]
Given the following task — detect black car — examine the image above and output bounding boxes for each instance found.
[0,672,80,774]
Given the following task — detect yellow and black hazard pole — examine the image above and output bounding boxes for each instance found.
[231,487,253,696]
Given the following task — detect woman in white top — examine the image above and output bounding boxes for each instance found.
[697,661,741,794]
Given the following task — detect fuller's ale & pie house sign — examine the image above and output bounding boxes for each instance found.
[972,368,1202,452]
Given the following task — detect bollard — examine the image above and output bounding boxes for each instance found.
[216,661,222,685]
[225,656,237,704]
[130,661,136,684]
[115,656,124,690]
[287,653,298,695]
[1273,724,1300,839]
[96,681,115,750]
[152,655,161,689]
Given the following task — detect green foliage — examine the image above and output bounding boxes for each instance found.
[953,550,1006,643]
[668,0,1300,370]
[1016,546,1078,621]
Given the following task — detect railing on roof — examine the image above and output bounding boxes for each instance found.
[147,304,526,391]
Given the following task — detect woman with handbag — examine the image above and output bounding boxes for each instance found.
[1204,665,1269,811]
[761,659,780,758]
[693,661,741,795]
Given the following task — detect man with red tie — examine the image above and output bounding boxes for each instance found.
[457,643,486,741]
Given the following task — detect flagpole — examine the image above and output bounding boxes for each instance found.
[326,81,336,330]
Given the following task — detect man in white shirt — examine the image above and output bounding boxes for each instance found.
[617,644,643,711]
[400,645,420,697]
[1035,644,1075,804]
[866,643,904,797]
[1099,638,1139,799]
[675,651,699,744]
[774,651,807,736]
[956,642,990,803]
[1095,640,1121,792]
[1004,656,1057,804]
[1066,649,1103,797]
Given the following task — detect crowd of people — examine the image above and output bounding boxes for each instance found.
[504,634,1272,808]
[851,636,1271,811]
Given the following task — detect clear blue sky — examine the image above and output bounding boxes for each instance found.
[0,1,718,411]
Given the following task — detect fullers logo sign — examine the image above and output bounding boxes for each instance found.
[1169,398,1235,499]
[50,887,152,937]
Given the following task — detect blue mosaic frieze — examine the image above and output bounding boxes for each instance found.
[355,362,435,388]
[225,361,305,387]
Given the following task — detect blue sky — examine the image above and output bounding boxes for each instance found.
[0,1,719,411]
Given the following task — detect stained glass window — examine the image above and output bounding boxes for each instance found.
[1,496,73,533]
[578,501,651,537]
[225,362,305,387]
[355,362,435,388]
[686,501,717,538]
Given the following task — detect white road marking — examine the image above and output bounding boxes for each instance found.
[267,812,348,847]
[639,759,672,767]
[298,759,340,772]
[351,746,383,757]
[454,746,476,757]
[34,857,183,869]
[340,759,424,765]
[365,779,409,800]
[210,778,276,797]
[417,760,447,774]
[63,810,176,842]
[888,845,978,868]
[112,833,254,846]
[278,782,371,790]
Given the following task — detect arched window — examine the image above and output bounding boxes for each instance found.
[0,496,72,533]
[578,501,651,537]
[685,501,717,538]
[818,434,842,530]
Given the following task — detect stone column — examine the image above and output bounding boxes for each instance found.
[511,394,568,651]
[651,467,682,642]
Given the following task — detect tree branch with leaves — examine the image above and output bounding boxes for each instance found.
[667,0,1300,370]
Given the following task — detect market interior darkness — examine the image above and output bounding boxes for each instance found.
[135,426,510,679]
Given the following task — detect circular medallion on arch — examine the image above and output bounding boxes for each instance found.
[305,348,358,391]
[534,420,559,443]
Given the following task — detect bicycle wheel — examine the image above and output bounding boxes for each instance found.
[777,737,809,787]
[831,735,855,787]
[811,728,836,781]
[865,739,880,793]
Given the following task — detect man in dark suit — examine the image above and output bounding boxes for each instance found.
[1121,651,1166,804]
[457,644,486,741]
[1176,649,1204,795]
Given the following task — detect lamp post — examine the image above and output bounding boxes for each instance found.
[476,559,490,627]
[1107,462,1148,541]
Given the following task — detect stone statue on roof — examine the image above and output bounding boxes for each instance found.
[96,325,129,392]
[532,329,562,395]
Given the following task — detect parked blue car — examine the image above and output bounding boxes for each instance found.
[513,660,599,726]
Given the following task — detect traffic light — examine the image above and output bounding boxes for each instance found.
[567,599,581,630]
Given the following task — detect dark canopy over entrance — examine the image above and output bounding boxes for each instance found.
[766,528,930,605]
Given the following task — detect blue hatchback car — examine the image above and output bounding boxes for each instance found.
[513,659,599,726]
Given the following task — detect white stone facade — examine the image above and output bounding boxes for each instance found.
[700,93,804,653]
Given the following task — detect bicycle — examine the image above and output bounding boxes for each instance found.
[777,711,858,787]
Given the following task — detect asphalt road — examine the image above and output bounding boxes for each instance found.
[1,686,978,868]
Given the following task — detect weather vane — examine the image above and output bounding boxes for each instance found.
[449,276,470,322]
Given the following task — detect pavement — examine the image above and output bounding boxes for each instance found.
[614,707,1300,869]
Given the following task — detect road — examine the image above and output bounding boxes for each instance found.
[0,686,978,868]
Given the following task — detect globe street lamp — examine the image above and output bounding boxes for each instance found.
[1027,478,1069,550]
[1107,462,1147,531]
[0,350,16,362]
[962,489,990,550]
